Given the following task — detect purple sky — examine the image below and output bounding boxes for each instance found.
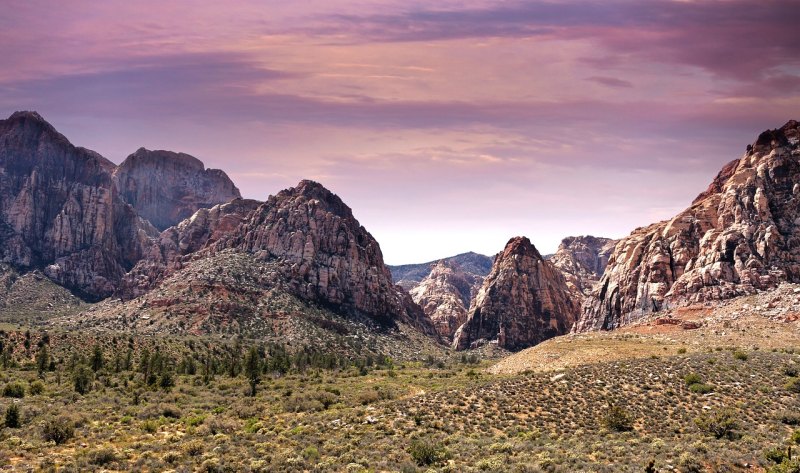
[1,1,798,263]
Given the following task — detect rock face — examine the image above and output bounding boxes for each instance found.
[389,252,493,291]
[453,236,580,351]
[0,111,156,300]
[409,260,481,341]
[575,120,800,332]
[118,198,262,299]
[114,148,240,230]
[549,235,616,296]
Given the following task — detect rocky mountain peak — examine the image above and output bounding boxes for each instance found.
[114,147,241,230]
[549,235,616,298]
[576,119,800,332]
[453,236,580,351]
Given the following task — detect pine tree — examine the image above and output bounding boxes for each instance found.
[244,346,261,397]
[36,344,49,377]
[91,345,104,372]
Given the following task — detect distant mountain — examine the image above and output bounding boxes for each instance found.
[576,120,800,332]
[549,235,616,297]
[389,252,493,290]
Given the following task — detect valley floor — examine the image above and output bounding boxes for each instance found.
[0,325,797,472]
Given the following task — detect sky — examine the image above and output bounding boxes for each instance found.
[1,1,798,264]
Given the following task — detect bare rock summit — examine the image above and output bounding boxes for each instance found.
[575,120,800,332]
[453,236,580,351]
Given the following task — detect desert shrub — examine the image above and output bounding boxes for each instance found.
[678,452,703,473]
[767,460,800,473]
[677,347,687,354]
[161,404,182,419]
[4,404,20,428]
[42,417,75,444]
[786,378,800,393]
[733,350,748,361]
[694,408,738,439]
[183,439,204,456]
[792,429,800,445]
[141,420,158,433]
[766,447,790,464]
[2,382,25,398]
[28,380,44,395]
[780,411,800,425]
[684,373,702,386]
[87,447,117,466]
[689,383,714,394]
[601,404,634,432]
[784,365,799,377]
[408,439,449,466]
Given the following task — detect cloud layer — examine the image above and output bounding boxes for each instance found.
[1,0,797,262]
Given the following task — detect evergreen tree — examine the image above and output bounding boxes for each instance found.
[244,346,261,397]
[36,344,49,376]
[91,345,104,372]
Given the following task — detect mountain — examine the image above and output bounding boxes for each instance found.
[87,180,438,338]
[453,236,580,351]
[114,147,240,230]
[575,120,800,332]
[549,235,616,297]
[0,111,157,300]
[389,252,493,290]
[0,111,243,300]
[409,260,481,341]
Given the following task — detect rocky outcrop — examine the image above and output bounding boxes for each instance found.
[549,235,616,296]
[453,236,580,351]
[114,148,240,230]
[117,198,261,299]
[409,260,480,341]
[575,120,800,332]
[389,252,492,291]
[0,111,157,300]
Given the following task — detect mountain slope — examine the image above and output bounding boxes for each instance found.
[576,120,800,331]
[99,180,439,338]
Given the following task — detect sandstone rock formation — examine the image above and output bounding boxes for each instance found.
[118,198,262,299]
[549,235,616,296]
[113,180,437,336]
[114,148,240,230]
[453,236,580,351]
[409,260,481,341]
[0,111,157,300]
[575,120,800,332]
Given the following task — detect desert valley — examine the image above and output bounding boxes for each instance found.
[0,111,798,472]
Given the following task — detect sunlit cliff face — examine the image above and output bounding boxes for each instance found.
[2,0,798,263]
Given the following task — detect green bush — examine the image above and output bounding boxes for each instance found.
[2,382,25,398]
[408,439,449,466]
[73,364,93,395]
[42,417,75,445]
[695,408,738,439]
[733,350,748,361]
[689,383,714,394]
[684,373,702,386]
[4,404,20,428]
[29,380,44,395]
[786,378,800,393]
